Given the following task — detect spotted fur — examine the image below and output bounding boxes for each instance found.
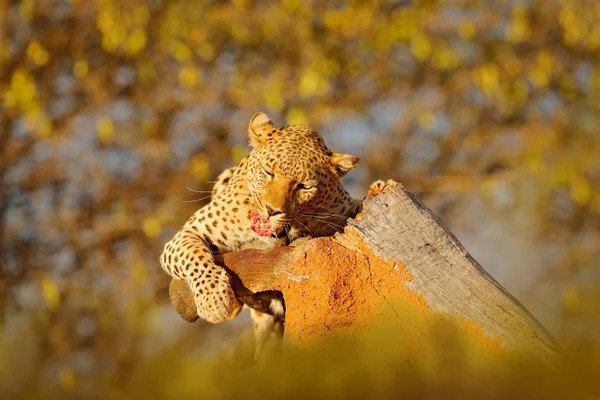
[160,112,362,342]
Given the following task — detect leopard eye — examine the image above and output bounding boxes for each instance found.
[262,167,274,178]
[297,182,313,190]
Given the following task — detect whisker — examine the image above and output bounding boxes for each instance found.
[298,215,346,231]
[181,194,213,203]
[293,218,314,237]
[300,214,348,223]
[304,215,347,221]
[317,220,346,232]
[309,212,348,218]
[185,185,214,193]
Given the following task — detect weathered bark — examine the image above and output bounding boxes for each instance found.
[169,181,557,364]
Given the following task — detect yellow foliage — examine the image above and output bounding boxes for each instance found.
[96,116,114,145]
[125,28,147,56]
[178,64,199,88]
[19,0,33,21]
[191,154,211,182]
[59,368,75,391]
[506,6,531,43]
[570,178,592,205]
[458,22,476,40]
[132,264,147,284]
[432,46,460,70]
[26,41,50,66]
[137,60,156,83]
[133,5,149,25]
[231,24,250,43]
[35,117,53,138]
[5,70,38,110]
[41,277,60,311]
[529,66,549,88]
[417,111,436,130]
[171,41,192,63]
[3,2,600,396]
[263,75,284,111]
[299,68,327,98]
[410,33,432,61]
[504,58,522,76]
[142,216,162,239]
[230,146,247,163]
[287,108,308,125]
[73,59,89,78]
[474,63,500,95]
[196,43,215,62]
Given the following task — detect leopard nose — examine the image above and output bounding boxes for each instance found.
[265,204,283,217]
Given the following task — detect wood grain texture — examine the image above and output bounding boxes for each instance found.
[344,181,557,359]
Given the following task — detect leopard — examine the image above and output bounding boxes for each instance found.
[160,112,363,356]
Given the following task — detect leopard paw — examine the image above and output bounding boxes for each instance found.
[192,273,243,324]
[367,179,401,197]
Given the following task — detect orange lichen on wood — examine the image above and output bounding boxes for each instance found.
[280,228,506,361]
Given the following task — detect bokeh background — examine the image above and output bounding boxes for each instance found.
[1,0,600,397]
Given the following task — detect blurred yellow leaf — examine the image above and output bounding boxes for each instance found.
[233,0,249,8]
[588,25,600,50]
[410,34,432,61]
[417,111,436,130]
[231,25,249,42]
[537,51,553,72]
[73,59,89,78]
[125,28,147,56]
[432,47,460,70]
[283,0,300,11]
[299,69,321,98]
[19,0,33,21]
[97,116,114,145]
[178,65,199,88]
[287,108,308,125]
[529,67,548,88]
[36,117,53,138]
[9,70,38,109]
[172,42,192,63]
[570,178,591,205]
[26,40,50,66]
[97,10,115,33]
[196,43,215,62]
[506,6,531,43]
[143,216,162,238]
[41,277,60,311]
[474,64,499,95]
[458,22,475,40]
[133,5,149,25]
[59,368,75,391]
[191,154,211,182]
[264,75,284,111]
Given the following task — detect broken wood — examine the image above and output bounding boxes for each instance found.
[169,180,557,364]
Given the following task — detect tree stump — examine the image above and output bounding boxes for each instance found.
[169,180,557,364]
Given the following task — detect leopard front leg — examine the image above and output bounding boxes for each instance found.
[160,228,243,323]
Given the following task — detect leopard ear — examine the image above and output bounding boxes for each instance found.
[248,112,279,147]
[330,153,360,177]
